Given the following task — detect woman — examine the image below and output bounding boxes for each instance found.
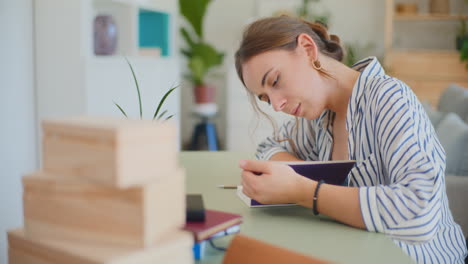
[235,16,467,263]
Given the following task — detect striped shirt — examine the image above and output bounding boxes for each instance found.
[255,57,467,263]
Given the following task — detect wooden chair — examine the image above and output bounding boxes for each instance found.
[223,234,331,264]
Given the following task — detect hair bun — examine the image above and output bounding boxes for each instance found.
[305,21,344,62]
[329,34,340,45]
[314,20,328,29]
[324,40,343,61]
[304,20,328,41]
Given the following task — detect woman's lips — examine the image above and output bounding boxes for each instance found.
[293,103,301,116]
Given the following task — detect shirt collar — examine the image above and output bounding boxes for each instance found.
[346,56,386,131]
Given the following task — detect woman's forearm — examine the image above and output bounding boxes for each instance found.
[267,154,365,229]
[296,177,366,229]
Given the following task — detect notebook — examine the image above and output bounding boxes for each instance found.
[237,160,356,207]
[184,209,242,242]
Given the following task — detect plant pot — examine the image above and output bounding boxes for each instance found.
[194,84,215,104]
[456,35,468,51]
[429,0,449,14]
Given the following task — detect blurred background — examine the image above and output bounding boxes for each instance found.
[1,0,467,262]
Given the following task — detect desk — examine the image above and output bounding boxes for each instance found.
[180,151,414,264]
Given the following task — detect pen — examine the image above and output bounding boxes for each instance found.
[217,185,238,189]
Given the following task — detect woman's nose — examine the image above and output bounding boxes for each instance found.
[271,95,287,112]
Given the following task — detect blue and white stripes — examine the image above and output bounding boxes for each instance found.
[255,57,467,263]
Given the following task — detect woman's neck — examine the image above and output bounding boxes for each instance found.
[321,57,360,120]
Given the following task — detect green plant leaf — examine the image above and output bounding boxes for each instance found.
[113,102,128,118]
[179,0,225,86]
[180,48,192,58]
[460,40,468,69]
[186,43,224,84]
[125,57,143,119]
[183,73,194,82]
[157,110,168,120]
[180,27,196,47]
[153,86,178,120]
[179,0,211,39]
[165,115,174,121]
[189,56,205,85]
[192,43,224,69]
[344,43,356,67]
[217,52,225,66]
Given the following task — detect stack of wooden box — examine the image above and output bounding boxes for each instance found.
[7,116,193,264]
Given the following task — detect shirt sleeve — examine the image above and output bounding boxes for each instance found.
[255,117,318,161]
[357,80,445,243]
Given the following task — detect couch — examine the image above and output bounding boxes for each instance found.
[423,83,468,241]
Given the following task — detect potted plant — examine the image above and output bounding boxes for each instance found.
[460,39,468,70]
[179,0,224,104]
[296,0,331,26]
[114,58,178,120]
[456,19,468,51]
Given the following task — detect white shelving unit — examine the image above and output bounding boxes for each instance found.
[34,0,181,146]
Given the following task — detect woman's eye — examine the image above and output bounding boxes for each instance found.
[258,95,270,105]
[272,75,279,87]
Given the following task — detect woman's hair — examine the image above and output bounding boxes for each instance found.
[234,15,344,156]
[235,15,343,87]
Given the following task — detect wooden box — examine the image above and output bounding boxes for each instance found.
[8,228,193,264]
[42,116,178,187]
[23,170,185,248]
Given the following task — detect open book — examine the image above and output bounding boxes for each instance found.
[237,160,356,207]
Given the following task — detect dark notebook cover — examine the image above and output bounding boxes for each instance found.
[184,209,242,242]
[286,160,356,185]
[238,160,356,207]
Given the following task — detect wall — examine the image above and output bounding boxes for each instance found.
[179,0,386,150]
[180,0,467,152]
[0,0,37,263]
[179,0,255,149]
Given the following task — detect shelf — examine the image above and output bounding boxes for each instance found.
[138,9,169,57]
[34,0,181,130]
[92,0,136,56]
[86,55,174,64]
[395,13,468,21]
[91,0,171,57]
[389,49,459,54]
[386,49,468,81]
[384,0,468,107]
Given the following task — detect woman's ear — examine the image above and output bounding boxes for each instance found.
[296,33,319,61]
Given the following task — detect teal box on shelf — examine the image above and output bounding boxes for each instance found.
[138,9,169,57]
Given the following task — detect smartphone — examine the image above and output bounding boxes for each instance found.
[186,194,205,222]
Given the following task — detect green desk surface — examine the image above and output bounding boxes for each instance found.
[180,151,414,264]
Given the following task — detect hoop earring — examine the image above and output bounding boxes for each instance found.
[312,59,322,71]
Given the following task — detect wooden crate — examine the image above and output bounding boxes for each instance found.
[8,228,193,264]
[23,170,185,248]
[42,116,178,187]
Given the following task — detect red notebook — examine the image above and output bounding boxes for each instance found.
[184,209,242,242]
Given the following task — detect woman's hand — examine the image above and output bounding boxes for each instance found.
[239,160,312,204]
